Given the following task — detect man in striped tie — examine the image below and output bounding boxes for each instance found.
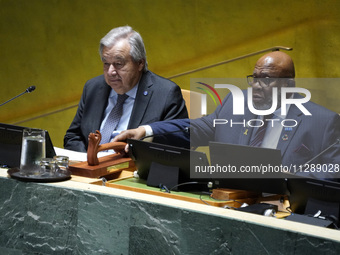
[64,26,188,152]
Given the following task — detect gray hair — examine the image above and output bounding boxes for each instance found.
[99,26,148,72]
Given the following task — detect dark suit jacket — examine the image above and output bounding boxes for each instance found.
[151,91,340,178]
[64,71,188,152]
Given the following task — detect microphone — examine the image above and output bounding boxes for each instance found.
[140,126,190,141]
[26,86,36,93]
[0,86,36,107]
[299,138,340,172]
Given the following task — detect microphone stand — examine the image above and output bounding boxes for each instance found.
[303,138,340,166]
[0,86,36,107]
[295,138,340,176]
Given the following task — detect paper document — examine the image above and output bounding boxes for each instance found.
[54,147,115,162]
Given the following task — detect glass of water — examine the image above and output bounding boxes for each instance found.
[53,155,69,173]
[20,129,46,176]
[40,158,56,176]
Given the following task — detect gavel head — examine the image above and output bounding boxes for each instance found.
[87,130,127,166]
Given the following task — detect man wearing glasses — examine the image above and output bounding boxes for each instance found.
[114,51,340,178]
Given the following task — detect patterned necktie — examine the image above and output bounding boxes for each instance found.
[100,94,128,144]
[249,114,273,147]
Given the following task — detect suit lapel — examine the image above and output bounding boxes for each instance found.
[276,104,302,157]
[238,90,257,145]
[89,81,111,133]
[128,71,153,128]
[238,99,257,145]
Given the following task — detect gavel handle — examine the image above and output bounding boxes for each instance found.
[97,142,127,152]
[87,141,127,166]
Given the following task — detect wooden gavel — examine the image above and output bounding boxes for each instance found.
[87,130,127,166]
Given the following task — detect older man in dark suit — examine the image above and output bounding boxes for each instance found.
[64,26,187,152]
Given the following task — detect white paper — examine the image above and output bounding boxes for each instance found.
[54,147,115,162]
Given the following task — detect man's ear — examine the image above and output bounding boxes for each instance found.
[138,59,145,72]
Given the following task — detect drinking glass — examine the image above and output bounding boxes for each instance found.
[40,158,56,176]
[53,155,69,173]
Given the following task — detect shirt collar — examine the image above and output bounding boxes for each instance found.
[109,83,139,99]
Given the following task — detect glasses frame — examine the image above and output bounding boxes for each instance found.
[247,75,278,88]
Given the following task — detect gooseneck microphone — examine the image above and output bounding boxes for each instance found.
[26,86,36,93]
[298,138,340,173]
[0,86,36,107]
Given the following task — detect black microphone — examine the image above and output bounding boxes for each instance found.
[299,138,340,172]
[0,86,36,107]
[140,126,190,141]
[26,86,36,93]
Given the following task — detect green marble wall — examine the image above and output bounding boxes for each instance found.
[1,176,340,254]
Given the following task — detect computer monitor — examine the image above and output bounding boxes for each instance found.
[0,123,56,168]
[287,177,340,219]
[208,142,289,195]
[127,139,210,190]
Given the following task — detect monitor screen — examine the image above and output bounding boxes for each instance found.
[287,177,340,218]
[127,139,210,190]
[208,142,289,195]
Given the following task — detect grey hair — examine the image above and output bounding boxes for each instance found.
[99,26,148,72]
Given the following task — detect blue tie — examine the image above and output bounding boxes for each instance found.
[100,94,128,144]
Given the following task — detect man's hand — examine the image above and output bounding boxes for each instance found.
[113,125,146,142]
[113,127,147,152]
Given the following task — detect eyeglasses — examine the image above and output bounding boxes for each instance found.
[247,75,276,88]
